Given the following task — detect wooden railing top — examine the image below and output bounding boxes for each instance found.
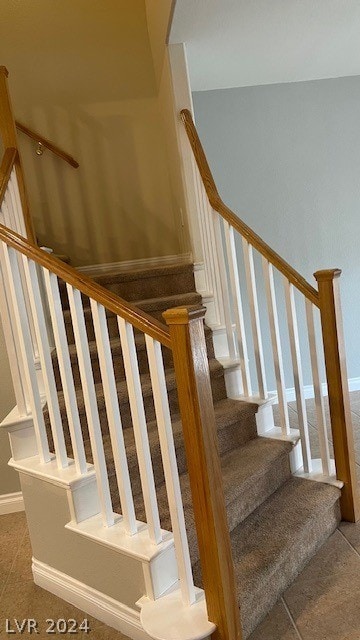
[16,121,79,169]
[0,211,171,348]
[181,109,320,307]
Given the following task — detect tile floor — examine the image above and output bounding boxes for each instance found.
[2,393,360,640]
[0,511,130,639]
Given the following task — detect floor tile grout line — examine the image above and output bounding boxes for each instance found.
[288,404,334,454]
[281,596,304,640]
[337,527,360,559]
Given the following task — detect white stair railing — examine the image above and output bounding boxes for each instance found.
[90,299,137,535]
[0,243,51,461]
[190,165,333,477]
[43,270,88,475]
[0,159,198,609]
[181,107,347,483]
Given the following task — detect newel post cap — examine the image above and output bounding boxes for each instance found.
[314,268,342,282]
[163,304,206,326]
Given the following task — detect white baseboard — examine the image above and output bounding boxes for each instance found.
[32,558,152,640]
[0,491,24,515]
[270,376,360,404]
[77,253,192,276]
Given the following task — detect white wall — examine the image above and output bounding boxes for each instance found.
[193,76,360,388]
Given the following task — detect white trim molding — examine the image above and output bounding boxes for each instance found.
[270,376,360,404]
[32,558,152,640]
[0,491,24,515]
[77,253,192,276]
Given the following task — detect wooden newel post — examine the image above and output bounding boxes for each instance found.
[314,269,360,522]
[163,305,242,640]
[0,66,35,243]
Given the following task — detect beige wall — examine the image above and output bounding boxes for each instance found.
[145,0,175,87]
[0,0,185,266]
[145,0,191,254]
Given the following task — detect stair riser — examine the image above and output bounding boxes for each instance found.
[63,304,205,348]
[59,267,196,310]
[64,311,124,344]
[109,412,258,502]
[127,447,292,569]
[189,459,292,569]
[225,451,291,534]
[53,331,215,387]
[45,369,227,450]
[53,344,174,388]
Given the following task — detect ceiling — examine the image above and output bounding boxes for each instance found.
[170,0,360,91]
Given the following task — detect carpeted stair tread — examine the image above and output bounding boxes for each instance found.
[61,291,203,343]
[51,323,215,377]
[134,291,202,313]
[89,262,194,285]
[82,397,259,497]
[59,268,198,311]
[130,437,293,567]
[49,357,226,432]
[229,477,340,637]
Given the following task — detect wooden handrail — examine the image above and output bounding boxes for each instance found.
[0,221,171,348]
[0,147,17,207]
[0,66,36,243]
[164,306,243,639]
[315,269,360,522]
[181,109,319,307]
[16,121,79,169]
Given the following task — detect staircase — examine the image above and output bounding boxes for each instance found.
[45,262,340,638]
[0,65,358,640]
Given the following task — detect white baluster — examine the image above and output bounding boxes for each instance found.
[9,169,26,236]
[212,212,236,359]
[223,223,252,396]
[117,317,162,545]
[43,271,87,475]
[1,196,12,229]
[145,335,195,605]
[263,259,289,434]
[6,178,17,232]
[284,281,312,471]
[22,257,68,469]
[91,300,137,535]
[306,299,331,476]
[194,168,216,302]
[0,242,50,462]
[8,172,22,234]
[242,239,267,398]
[198,173,223,321]
[67,284,114,526]
[0,261,28,415]
[1,181,38,360]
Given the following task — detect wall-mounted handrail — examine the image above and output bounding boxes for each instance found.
[16,121,79,169]
[181,108,319,307]
[0,215,171,348]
